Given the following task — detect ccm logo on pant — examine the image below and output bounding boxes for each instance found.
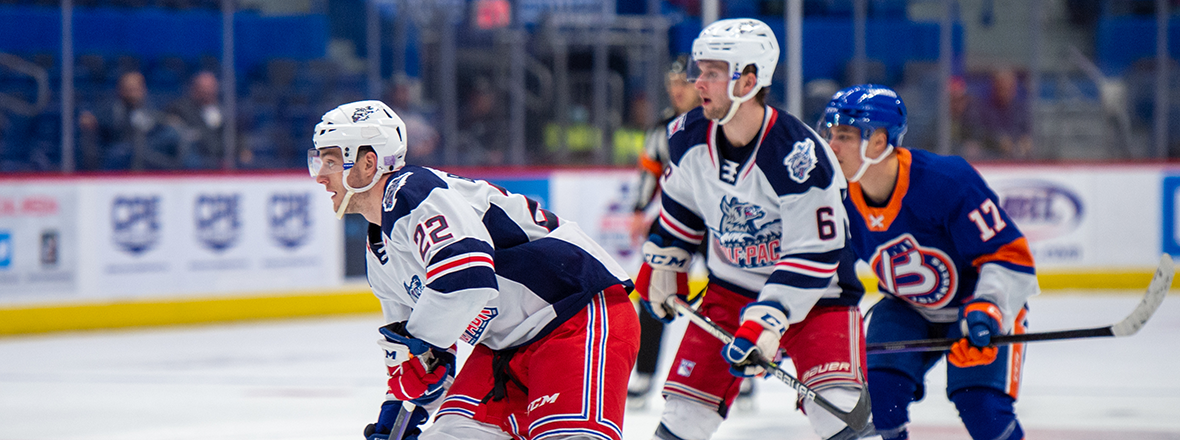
[528,393,560,412]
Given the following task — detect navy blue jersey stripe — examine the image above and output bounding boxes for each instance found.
[767,271,832,290]
[756,111,836,197]
[427,266,498,294]
[426,237,495,268]
[986,260,1037,275]
[660,192,706,234]
[495,236,623,304]
[666,108,709,166]
[481,205,530,249]
[381,166,449,235]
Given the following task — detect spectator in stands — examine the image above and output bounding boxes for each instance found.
[79,70,179,170]
[961,68,1033,160]
[456,76,506,166]
[166,70,225,169]
[385,75,441,167]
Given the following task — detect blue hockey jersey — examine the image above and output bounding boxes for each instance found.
[655,106,864,323]
[844,148,1039,329]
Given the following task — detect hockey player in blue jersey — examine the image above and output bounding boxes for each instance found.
[636,19,876,440]
[309,100,640,440]
[819,85,1039,440]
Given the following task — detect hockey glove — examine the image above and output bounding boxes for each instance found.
[364,400,430,440]
[379,322,456,406]
[947,300,1003,368]
[722,301,788,377]
[635,240,692,323]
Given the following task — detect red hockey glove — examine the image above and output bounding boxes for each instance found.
[635,241,692,323]
[947,300,1003,368]
[721,301,788,377]
[378,322,455,405]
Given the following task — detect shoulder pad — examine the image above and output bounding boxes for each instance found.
[380,166,448,232]
[667,107,710,165]
[757,109,836,196]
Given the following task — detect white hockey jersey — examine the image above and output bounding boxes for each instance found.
[655,107,864,323]
[364,166,632,350]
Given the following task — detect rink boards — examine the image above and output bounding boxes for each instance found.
[1,163,1177,335]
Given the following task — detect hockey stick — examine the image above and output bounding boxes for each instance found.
[867,254,1175,355]
[389,402,415,440]
[665,296,872,432]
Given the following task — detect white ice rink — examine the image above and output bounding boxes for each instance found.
[3,291,1179,440]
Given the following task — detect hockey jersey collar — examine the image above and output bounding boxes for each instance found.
[849,147,912,232]
[706,105,778,181]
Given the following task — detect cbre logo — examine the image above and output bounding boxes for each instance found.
[993,180,1084,242]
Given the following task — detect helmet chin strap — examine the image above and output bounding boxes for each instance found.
[848,139,894,183]
[335,169,386,219]
[715,79,761,125]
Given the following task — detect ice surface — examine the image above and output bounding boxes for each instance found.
[2,291,1179,439]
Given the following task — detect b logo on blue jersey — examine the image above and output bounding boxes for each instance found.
[710,196,781,268]
[871,234,957,309]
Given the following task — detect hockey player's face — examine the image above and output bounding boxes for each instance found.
[667,73,701,114]
[826,125,864,180]
[693,60,734,120]
[311,147,348,211]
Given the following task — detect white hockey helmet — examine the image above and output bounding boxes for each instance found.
[689,18,780,124]
[309,100,407,217]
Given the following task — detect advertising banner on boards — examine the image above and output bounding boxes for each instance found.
[0,183,77,298]
[977,166,1159,269]
[0,175,342,307]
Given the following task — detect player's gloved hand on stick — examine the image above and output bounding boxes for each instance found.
[364,400,430,440]
[379,322,456,405]
[722,301,788,377]
[635,238,693,323]
[948,299,1002,368]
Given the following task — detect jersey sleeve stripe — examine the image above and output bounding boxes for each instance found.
[658,212,705,243]
[971,237,1036,271]
[774,258,839,278]
[426,253,495,283]
[426,267,498,294]
[767,270,832,289]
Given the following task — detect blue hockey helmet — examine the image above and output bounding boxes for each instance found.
[821,84,907,147]
[819,84,907,182]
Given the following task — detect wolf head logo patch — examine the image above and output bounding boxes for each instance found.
[784,138,817,184]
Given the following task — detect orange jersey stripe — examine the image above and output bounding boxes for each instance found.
[849,148,912,232]
[972,237,1036,269]
[1007,307,1028,400]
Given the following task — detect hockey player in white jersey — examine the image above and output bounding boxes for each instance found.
[636,19,877,440]
[309,100,640,440]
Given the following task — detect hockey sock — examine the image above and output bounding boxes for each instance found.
[950,387,1023,440]
[635,310,666,375]
[867,369,919,440]
[804,385,865,439]
[657,396,724,440]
